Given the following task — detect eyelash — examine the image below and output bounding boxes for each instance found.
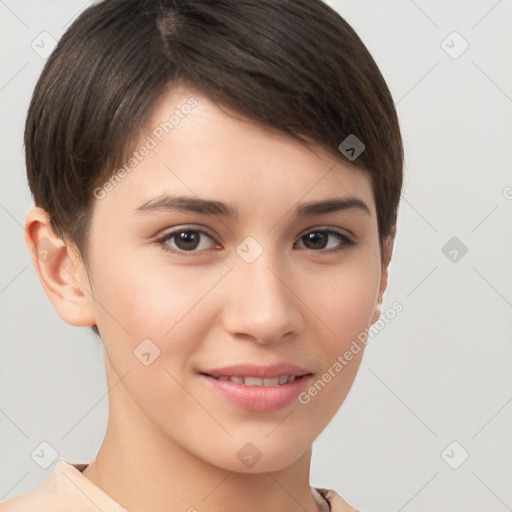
[154,226,356,257]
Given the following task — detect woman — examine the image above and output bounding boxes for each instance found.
[2,0,403,510]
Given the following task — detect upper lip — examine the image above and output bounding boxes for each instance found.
[200,363,312,379]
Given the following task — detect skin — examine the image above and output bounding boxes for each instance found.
[25,84,393,512]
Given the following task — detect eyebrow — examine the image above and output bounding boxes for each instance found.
[134,194,371,217]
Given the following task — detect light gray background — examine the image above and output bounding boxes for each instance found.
[1,1,511,511]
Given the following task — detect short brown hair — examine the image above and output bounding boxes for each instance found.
[25,0,403,265]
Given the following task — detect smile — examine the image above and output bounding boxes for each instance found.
[199,365,313,412]
[211,375,299,386]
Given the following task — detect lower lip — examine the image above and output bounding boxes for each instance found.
[200,374,312,412]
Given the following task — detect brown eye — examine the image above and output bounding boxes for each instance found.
[302,231,329,250]
[296,229,354,252]
[174,230,201,251]
[158,228,217,255]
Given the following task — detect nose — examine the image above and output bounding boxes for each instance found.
[221,248,304,345]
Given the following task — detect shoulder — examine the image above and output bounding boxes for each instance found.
[315,487,364,512]
[0,484,66,512]
[0,460,94,512]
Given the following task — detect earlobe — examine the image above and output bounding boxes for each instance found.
[24,206,96,327]
[371,295,383,325]
[371,234,395,325]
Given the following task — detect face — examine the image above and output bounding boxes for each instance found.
[76,85,388,473]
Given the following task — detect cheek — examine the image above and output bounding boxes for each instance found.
[88,247,225,363]
[296,260,379,428]
[305,256,381,348]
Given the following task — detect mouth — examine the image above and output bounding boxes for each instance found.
[197,364,314,412]
[200,374,309,386]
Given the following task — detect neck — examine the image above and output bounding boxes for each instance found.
[83,427,319,512]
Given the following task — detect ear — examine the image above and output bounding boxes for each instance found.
[370,233,395,325]
[24,206,96,327]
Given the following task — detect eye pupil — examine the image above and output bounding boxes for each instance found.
[304,232,327,249]
[176,231,200,250]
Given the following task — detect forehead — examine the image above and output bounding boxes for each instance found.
[93,85,376,220]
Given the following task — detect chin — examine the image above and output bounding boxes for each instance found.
[202,436,312,475]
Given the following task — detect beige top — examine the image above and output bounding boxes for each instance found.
[0,459,361,511]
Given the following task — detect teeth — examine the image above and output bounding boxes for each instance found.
[245,377,263,386]
[278,375,289,385]
[214,375,299,386]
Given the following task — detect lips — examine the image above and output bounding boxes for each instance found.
[198,363,313,412]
